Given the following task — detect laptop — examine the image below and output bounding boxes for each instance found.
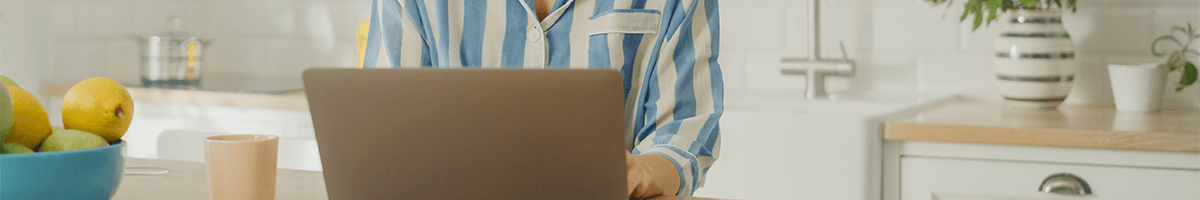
[302,68,628,200]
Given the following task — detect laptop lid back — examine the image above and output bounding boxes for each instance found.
[303,69,627,200]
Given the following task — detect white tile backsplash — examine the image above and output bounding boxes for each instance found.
[17,0,368,85]
[722,6,788,51]
[6,0,1199,107]
[50,41,106,83]
[817,6,864,57]
[1062,55,1112,105]
[50,3,77,37]
[265,38,322,77]
[205,1,296,37]
[746,52,807,90]
[205,38,269,75]
[77,2,135,37]
[1079,0,1200,6]
[859,54,916,91]
[915,53,994,93]
[322,41,360,67]
[132,1,207,35]
[1065,7,1156,55]
[104,40,141,84]
[720,52,750,96]
[300,1,365,41]
[872,7,959,52]
[786,7,810,51]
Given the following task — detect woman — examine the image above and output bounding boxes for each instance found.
[362,0,721,198]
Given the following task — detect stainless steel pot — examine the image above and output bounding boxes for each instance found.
[136,35,213,88]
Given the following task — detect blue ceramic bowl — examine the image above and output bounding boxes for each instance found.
[0,140,125,200]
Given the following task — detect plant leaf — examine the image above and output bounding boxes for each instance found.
[961,0,976,21]
[985,0,1001,25]
[1019,0,1037,9]
[973,7,984,30]
[1172,26,1188,36]
[1169,52,1183,70]
[1179,61,1198,91]
[1151,35,1182,57]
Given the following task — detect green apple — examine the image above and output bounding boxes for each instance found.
[0,76,17,87]
[1,142,33,154]
[38,129,109,152]
[0,85,11,142]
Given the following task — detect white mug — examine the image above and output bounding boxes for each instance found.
[1107,63,1168,112]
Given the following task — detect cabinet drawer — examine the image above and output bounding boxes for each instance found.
[900,156,1199,200]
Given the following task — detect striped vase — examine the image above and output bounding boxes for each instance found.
[994,9,1075,108]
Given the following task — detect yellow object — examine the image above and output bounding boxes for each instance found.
[357,19,371,69]
[2,142,34,154]
[63,77,134,142]
[4,85,51,149]
[39,129,108,152]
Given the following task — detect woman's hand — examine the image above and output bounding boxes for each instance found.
[627,151,681,199]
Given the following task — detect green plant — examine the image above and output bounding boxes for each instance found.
[926,0,1076,31]
[1152,23,1200,92]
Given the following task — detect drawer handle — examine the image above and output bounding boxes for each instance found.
[1038,173,1092,196]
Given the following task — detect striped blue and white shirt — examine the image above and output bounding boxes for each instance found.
[363,0,722,195]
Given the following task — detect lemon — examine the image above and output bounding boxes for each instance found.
[1,85,13,142]
[0,75,17,87]
[1,142,34,154]
[63,77,134,142]
[38,129,108,152]
[4,85,51,149]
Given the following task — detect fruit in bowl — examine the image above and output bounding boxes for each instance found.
[63,77,134,142]
[0,76,135,200]
[0,140,126,199]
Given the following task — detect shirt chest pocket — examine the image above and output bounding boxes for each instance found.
[588,9,662,35]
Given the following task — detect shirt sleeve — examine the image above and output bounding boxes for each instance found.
[364,0,428,68]
[631,0,723,196]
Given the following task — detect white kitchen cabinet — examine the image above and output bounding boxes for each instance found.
[691,92,951,200]
[694,108,879,200]
[885,141,1200,200]
[47,96,321,170]
[901,156,1200,200]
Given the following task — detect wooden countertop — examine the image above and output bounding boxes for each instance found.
[42,83,309,111]
[883,99,1200,153]
[116,158,734,200]
[116,158,325,199]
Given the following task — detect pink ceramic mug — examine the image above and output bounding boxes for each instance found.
[205,134,279,200]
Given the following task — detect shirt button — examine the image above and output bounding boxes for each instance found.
[528,31,541,42]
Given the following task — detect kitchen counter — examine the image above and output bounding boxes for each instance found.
[883,98,1200,153]
[41,80,309,111]
[117,158,734,200]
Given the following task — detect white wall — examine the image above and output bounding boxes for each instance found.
[0,0,53,99]
[2,0,1199,106]
[722,0,1200,107]
[1,0,369,96]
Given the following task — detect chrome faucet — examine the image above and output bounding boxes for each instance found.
[780,0,855,99]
